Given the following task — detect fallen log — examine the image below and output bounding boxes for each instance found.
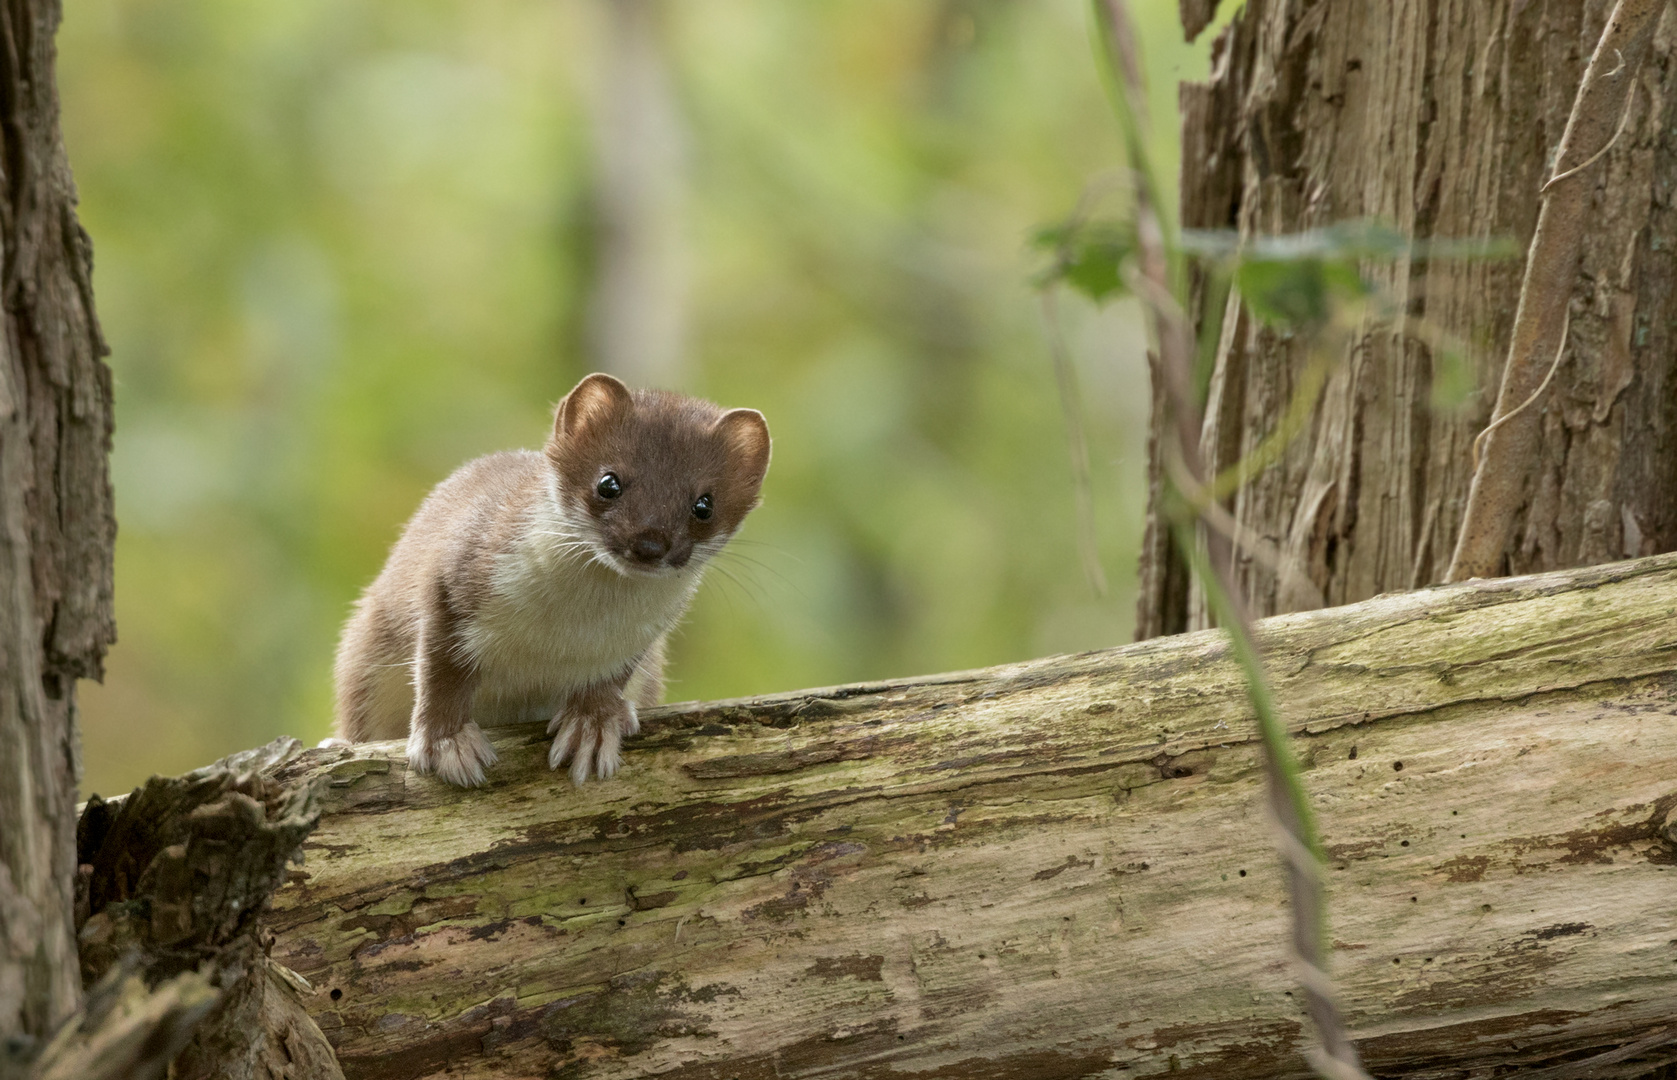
[263,554,1677,1080]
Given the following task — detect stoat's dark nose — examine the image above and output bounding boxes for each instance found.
[629,531,671,564]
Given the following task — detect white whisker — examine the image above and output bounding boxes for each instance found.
[704,560,770,610]
[711,547,803,599]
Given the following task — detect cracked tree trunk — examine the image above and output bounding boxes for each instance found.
[1137,0,1677,637]
[0,0,116,1067]
[263,554,1677,1080]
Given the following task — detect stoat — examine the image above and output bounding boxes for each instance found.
[330,373,770,787]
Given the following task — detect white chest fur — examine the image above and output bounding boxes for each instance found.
[460,498,701,726]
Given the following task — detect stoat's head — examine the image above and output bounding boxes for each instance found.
[546,372,771,577]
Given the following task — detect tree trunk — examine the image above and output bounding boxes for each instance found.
[0,0,115,1063]
[585,0,688,387]
[1137,0,1677,637]
[262,553,1677,1080]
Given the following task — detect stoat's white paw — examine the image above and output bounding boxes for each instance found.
[547,707,629,785]
[317,737,353,749]
[622,701,640,737]
[407,722,498,788]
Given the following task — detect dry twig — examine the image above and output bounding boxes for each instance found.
[1041,291,1109,597]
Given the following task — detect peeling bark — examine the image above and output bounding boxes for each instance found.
[25,966,215,1080]
[264,554,1677,1080]
[71,742,339,1080]
[1139,0,1677,635]
[1180,0,1218,45]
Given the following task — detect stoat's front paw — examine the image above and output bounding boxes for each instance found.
[547,700,637,785]
[317,737,353,749]
[407,721,499,788]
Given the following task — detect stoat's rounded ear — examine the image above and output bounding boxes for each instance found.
[716,408,771,493]
[554,373,633,441]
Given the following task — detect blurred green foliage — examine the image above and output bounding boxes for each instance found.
[61,0,1216,797]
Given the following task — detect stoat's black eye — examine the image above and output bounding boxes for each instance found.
[596,473,622,499]
[692,493,713,521]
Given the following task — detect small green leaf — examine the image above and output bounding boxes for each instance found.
[1032,219,1135,303]
[1429,344,1477,410]
[1234,257,1369,329]
[1184,221,1518,268]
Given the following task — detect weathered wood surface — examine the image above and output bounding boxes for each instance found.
[265,554,1677,1080]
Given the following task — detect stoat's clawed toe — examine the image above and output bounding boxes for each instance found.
[408,722,499,788]
[547,698,633,785]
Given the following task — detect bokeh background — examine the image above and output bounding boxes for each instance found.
[60,0,1225,797]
